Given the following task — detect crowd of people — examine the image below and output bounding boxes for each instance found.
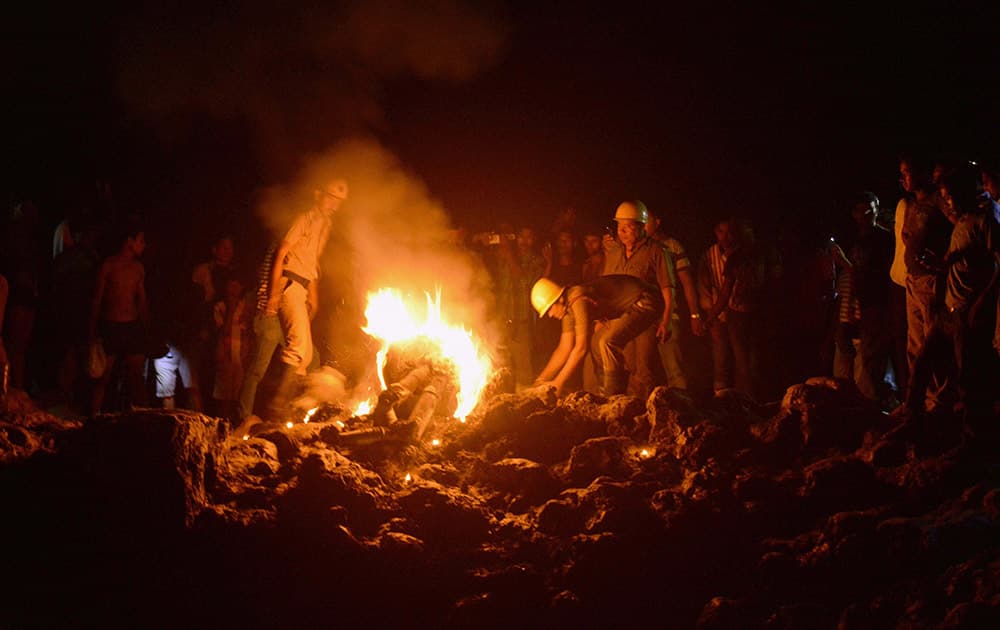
[1,155,997,432]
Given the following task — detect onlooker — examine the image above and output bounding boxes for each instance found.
[212,276,251,423]
[645,205,702,391]
[699,217,760,397]
[602,200,675,397]
[539,228,583,379]
[581,228,605,283]
[1,200,41,393]
[50,219,101,409]
[899,155,953,411]
[495,226,545,388]
[544,229,582,287]
[237,242,282,422]
[906,166,999,422]
[192,235,236,303]
[191,235,236,402]
[530,274,664,395]
[89,223,149,414]
[848,192,895,403]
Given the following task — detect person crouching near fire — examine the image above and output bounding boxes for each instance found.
[529,274,664,395]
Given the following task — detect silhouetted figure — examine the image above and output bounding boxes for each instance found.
[906,166,999,423]
[899,155,953,411]
[89,224,149,414]
[699,217,761,398]
[646,204,701,391]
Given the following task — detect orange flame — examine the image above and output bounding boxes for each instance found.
[363,288,491,420]
[353,399,373,416]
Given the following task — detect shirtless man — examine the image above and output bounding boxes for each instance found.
[89,226,149,415]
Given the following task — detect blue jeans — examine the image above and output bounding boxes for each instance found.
[237,313,284,419]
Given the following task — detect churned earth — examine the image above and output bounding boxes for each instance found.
[2,378,999,628]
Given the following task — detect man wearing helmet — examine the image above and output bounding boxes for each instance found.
[262,178,348,419]
[530,274,664,396]
[601,200,676,397]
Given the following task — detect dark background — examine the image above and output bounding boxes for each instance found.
[3,2,999,264]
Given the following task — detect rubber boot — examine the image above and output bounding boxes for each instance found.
[265,362,300,422]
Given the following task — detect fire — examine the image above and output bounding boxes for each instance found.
[353,399,373,416]
[302,407,318,423]
[363,288,491,420]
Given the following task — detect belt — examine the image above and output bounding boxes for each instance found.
[282,270,311,289]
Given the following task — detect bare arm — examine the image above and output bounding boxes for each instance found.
[137,266,149,324]
[535,330,573,383]
[677,267,704,335]
[656,286,673,343]
[551,328,590,392]
[89,262,109,340]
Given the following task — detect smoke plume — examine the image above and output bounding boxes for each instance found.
[115,1,508,170]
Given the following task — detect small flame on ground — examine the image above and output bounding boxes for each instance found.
[242,434,249,441]
[335,420,346,430]
[404,473,412,483]
[285,421,293,429]
[431,438,441,447]
[302,407,318,423]
[639,448,655,459]
[353,399,373,416]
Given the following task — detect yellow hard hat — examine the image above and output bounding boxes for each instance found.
[530,277,565,317]
[614,200,648,223]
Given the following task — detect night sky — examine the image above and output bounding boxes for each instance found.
[4,2,999,259]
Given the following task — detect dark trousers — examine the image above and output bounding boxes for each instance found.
[907,307,997,418]
[709,309,754,396]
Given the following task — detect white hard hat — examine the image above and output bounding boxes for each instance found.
[614,200,648,223]
[530,277,565,317]
[324,178,349,200]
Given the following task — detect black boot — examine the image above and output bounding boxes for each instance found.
[265,363,300,422]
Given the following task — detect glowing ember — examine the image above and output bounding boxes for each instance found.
[302,407,318,423]
[639,448,652,459]
[431,438,441,447]
[404,473,412,483]
[363,288,491,420]
[242,434,249,441]
[335,420,346,430]
[285,421,293,429]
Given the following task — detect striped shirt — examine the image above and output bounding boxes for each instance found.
[255,243,277,315]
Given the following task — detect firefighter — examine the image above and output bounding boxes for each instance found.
[602,200,676,396]
[530,274,664,396]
